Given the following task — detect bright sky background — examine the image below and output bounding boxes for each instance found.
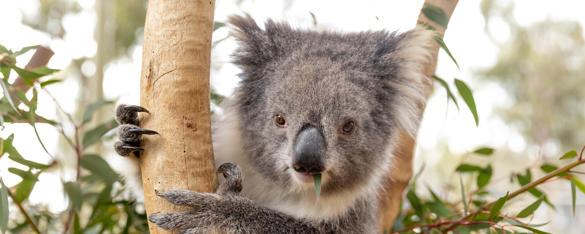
[1,0,585,232]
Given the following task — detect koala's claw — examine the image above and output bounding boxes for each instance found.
[114,141,143,156]
[216,163,243,196]
[114,104,158,157]
[115,104,149,126]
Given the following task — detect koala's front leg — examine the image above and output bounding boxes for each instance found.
[114,104,158,156]
[149,163,319,234]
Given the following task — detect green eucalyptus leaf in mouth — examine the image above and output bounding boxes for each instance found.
[313,173,322,197]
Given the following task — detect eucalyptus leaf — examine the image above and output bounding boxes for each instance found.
[512,225,550,234]
[3,134,50,169]
[213,22,225,31]
[459,173,468,215]
[489,192,508,219]
[559,150,577,160]
[80,154,121,185]
[432,75,459,109]
[0,80,17,112]
[454,79,479,126]
[12,45,38,57]
[571,179,576,216]
[82,99,114,124]
[14,177,37,202]
[516,196,544,218]
[313,173,321,197]
[455,164,482,172]
[434,36,460,69]
[476,165,492,188]
[82,119,119,148]
[572,177,585,195]
[473,147,494,156]
[0,180,8,234]
[64,182,83,211]
[540,164,558,173]
[40,79,62,88]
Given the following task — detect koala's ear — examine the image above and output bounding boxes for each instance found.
[375,27,435,137]
[228,14,278,72]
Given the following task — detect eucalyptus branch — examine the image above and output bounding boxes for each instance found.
[6,187,41,234]
[442,152,585,232]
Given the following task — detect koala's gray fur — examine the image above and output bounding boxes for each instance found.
[115,14,433,233]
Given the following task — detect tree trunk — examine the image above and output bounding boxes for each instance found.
[378,0,459,230]
[138,0,217,233]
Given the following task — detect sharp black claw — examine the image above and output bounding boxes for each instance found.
[128,129,159,135]
[121,145,144,151]
[126,105,150,114]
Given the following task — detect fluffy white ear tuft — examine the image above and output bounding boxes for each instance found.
[389,27,435,138]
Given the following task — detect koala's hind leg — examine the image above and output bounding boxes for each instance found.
[114,104,158,156]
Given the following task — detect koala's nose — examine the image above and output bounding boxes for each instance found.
[292,126,326,174]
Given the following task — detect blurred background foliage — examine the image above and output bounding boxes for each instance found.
[0,0,584,233]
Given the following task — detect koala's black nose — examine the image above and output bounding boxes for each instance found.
[292,126,326,174]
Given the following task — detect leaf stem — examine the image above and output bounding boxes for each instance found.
[6,187,41,234]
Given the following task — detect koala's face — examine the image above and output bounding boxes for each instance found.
[229,15,431,195]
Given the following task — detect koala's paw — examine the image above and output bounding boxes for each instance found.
[149,190,226,232]
[114,104,158,157]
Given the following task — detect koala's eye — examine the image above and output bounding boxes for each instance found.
[339,120,355,135]
[274,114,287,128]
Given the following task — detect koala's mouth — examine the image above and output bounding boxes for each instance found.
[293,171,317,184]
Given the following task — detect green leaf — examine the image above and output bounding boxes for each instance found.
[406,188,424,218]
[571,179,576,216]
[0,66,10,79]
[0,44,8,53]
[40,79,62,88]
[12,45,38,57]
[82,119,119,148]
[489,192,508,219]
[82,99,114,124]
[422,4,449,28]
[213,22,225,31]
[426,202,452,217]
[80,154,121,185]
[0,79,17,112]
[426,185,442,203]
[64,182,83,211]
[0,180,9,234]
[7,167,36,180]
[313,173,321,197]
[559,150,577,160]
[516,169,532,186]
[3,134,50,169]
[512,225,550,234]
[73,212,82,234]
[432,75,459,109]
[456,164,482,172]
[454,79,479,126]
[474,147,494,156]
[459,173,468,215]
[30,66,59,76]
[434,36,460,70]
[572,177,585,195]
[540,164,558,173]
[477,165,493,188]
[309,12,318,26]
[516,196,544,218]
[14,177,36,203]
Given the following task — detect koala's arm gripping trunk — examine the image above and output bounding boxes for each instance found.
[378,0,459,230]
[138,0,217,233]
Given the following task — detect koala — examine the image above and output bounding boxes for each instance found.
[114,14,433,233]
